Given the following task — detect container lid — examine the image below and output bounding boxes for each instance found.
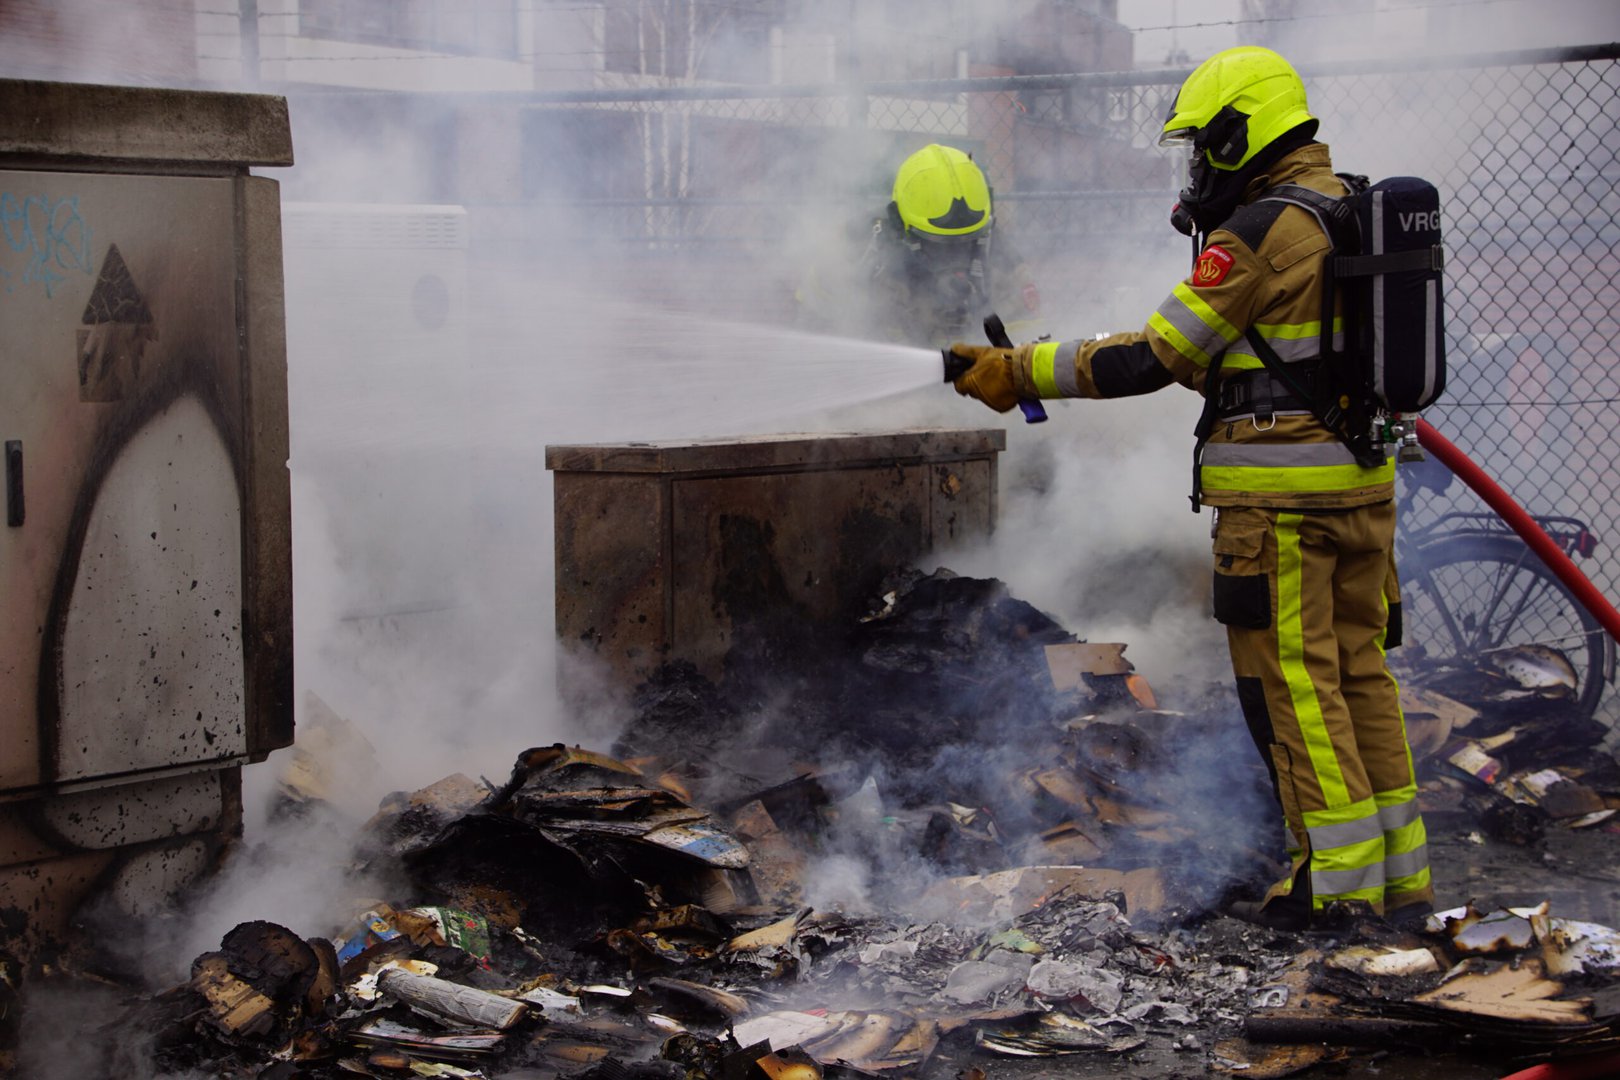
[545,428,1005,475]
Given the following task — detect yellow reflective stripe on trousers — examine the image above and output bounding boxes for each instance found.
[1380,822,1432,880]
[1378,787,1430,886]
[1303,797,1385,904]
[1311,847,1386,902]
[1374,593,1430,893]
[1029,341,1062,398]
[1303,799,1382,850]
[1387,869,1432,897]
[1276,513,1351,807]
[1387,867,1432,899]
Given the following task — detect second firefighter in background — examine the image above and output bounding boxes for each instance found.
[796,143,1044,349]
[950,46,1433,931]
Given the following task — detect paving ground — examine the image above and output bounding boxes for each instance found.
[955,699,1620,1076]
[1432,806,1620,929]
[911,809,1620,1080]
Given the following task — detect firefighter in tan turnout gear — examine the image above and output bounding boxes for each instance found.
[950,46,1434,931]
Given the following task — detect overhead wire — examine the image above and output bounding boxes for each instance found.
[1128,0,1538,34]
[85,0,1605,74]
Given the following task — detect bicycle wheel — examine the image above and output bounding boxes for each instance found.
[1397,534,1611,718]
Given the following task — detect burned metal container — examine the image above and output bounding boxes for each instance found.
[546,429,1003,689]
[0,80,294,963]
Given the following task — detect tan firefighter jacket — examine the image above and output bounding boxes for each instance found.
[1022,142,1394,511]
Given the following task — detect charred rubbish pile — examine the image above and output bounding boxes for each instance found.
[17,570,1620,1080]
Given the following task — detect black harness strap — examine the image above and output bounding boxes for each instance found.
[1242,328,1384,469]
[1336,247,1444,277]
[1249,366,1275,425]
[1218,367,1316,418]
[1189,350,1225,512]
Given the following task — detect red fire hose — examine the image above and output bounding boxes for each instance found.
[1416,418,1620,644]
[1497,1050,1620,1080]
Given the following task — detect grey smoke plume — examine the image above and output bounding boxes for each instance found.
[10,13,1620,1078]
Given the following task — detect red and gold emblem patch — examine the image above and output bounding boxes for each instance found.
[1192,245,1235,288]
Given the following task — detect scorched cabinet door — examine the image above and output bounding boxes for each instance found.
[0,170,250,792]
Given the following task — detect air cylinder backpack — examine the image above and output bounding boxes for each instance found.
[1244,174,1447,468]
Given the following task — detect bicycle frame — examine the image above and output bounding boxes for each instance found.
[1402,511,1599,560]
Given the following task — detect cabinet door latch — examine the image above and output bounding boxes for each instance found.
[6,440,22,527]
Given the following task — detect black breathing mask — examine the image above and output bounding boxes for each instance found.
[1169,105,1251,236]
[1168,115,1320,237]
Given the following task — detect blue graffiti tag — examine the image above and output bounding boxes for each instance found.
[1,192,94,299]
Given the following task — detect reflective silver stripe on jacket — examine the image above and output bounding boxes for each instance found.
[1152,292,1232,361]
[1223,331,1340,364]
[1050,340,1086,397]
[1199,441,1366,469]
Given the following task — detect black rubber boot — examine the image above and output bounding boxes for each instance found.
[1385,900,1436,933]
[1227,897,1312,932]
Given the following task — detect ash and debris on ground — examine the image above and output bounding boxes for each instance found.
[11,568,1620,1080]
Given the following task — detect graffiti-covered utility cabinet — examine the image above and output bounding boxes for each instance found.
[0,80,294,963]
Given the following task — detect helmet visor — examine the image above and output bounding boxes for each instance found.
[1159,127,1200,186]
[909,223,988,248]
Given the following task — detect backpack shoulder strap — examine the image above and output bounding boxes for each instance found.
[1249,181,1385,469]
[1257,183,1353,421]
[1259,183,1357,249]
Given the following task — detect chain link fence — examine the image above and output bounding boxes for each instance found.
[340,43,1619,712]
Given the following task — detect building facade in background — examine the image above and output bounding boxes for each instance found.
[0,1,1135,207]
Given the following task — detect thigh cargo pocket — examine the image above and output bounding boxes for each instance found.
[1213,511,1272,630]
[1384,556,1404,649]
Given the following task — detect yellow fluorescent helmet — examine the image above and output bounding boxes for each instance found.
[891,143,992,239]
[1160,46,1315,172]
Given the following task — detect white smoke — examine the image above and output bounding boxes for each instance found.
[9,12,1620,1076]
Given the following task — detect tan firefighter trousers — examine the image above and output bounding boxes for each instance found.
[1212,499,1433,915]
